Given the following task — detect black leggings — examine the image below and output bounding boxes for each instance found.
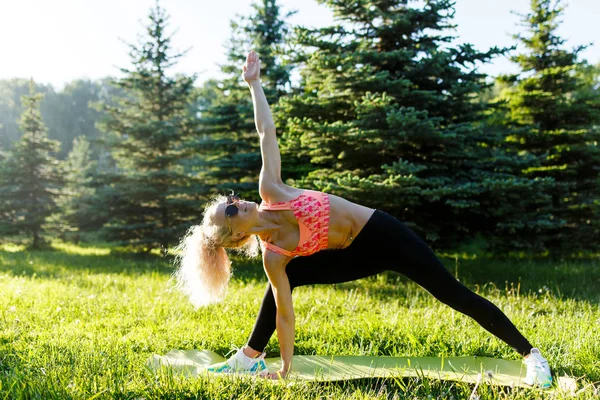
[247,210,533,356]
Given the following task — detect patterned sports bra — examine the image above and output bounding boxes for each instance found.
[259,190,330,257]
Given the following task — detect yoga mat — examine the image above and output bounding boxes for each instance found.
[147,349,532,388]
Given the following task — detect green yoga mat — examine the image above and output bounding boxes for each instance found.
[147,349,531,387]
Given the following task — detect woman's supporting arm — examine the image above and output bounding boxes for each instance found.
[263,251,294,378]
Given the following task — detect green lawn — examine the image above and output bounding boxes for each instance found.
[0,241,598,399]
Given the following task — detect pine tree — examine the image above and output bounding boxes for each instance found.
[0,79,105,159]
[276,0,555,251]
[496,0,600,252]
[0,81,63,248]
[51,136,98,241]
[194,0,292,200]
[0,139,9,233]
[95,1,202,253]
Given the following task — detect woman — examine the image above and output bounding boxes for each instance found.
[175,50,552,387]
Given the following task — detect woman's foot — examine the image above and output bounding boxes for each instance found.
[206,347,268,376]
[523,348,552,388]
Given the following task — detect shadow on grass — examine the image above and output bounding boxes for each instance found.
[0,247,174,280]
[448,256,600,302]
[296,256,600,303]
[2,242,598,302]
[0,241,266,283]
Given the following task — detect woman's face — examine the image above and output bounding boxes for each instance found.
[218,197,259,237]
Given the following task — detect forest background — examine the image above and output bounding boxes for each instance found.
[1,0,599,256]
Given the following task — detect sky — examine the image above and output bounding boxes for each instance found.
[1,0,599,89]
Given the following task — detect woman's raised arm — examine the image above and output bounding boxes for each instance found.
[243,50,283,199]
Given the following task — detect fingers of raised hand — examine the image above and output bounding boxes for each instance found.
[242,50,259,81]
[248,50,258,63]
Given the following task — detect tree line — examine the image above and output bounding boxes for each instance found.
[1,0,598,256]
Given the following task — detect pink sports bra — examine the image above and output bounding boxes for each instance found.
[259,190,330,257]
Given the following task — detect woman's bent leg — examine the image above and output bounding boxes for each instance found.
[247,233,383,352]
[247,282,277,352]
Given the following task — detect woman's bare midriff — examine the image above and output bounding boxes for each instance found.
[327,194,375,250]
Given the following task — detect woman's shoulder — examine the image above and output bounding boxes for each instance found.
[259,182,305,204]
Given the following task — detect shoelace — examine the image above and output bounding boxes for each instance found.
[223,346,247,369]
[224,346,241,359]
[225,345,267,367]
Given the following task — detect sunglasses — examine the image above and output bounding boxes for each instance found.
[225,194,240,218]
[224,194,240,233]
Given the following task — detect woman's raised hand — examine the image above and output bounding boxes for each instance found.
[242,50,260,83]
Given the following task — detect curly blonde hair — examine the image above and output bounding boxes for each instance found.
[173,195,260,307]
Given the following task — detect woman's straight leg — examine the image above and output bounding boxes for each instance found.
[375,211,533,355]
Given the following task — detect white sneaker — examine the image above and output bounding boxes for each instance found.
[523,348,552,388]
[206,348,268,376]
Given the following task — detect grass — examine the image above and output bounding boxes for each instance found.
[0,240,599,399]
